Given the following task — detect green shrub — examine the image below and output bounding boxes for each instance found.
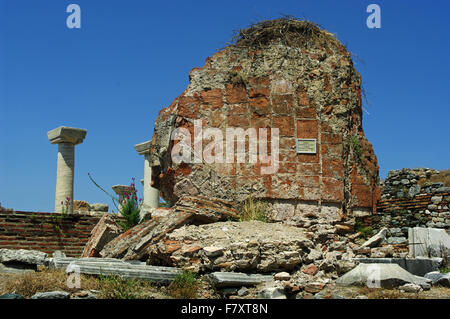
[239,195,268,222]
[117,179,142,231]
[355,219,373,239]
[168,271,199,299]
[348,134,364,161]
[440,267,450,274]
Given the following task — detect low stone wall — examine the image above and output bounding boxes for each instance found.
[372,191,450,244]
[0,210,110,257]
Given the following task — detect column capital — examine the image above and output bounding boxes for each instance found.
[112,185,130,196]
[134,140,152,155]
[48,126,87,145]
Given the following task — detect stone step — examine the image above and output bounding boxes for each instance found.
[208,272,273,288]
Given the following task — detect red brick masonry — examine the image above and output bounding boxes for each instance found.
[0,211,104,257]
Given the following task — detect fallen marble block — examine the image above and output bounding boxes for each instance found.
[353,257,441,276]
[424,271,450,287]
[408,227,450,259]
[336,263,432,289]
[30,291,70,299]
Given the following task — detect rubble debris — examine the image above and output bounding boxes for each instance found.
[148,221,313,272]
[81,213,122,258]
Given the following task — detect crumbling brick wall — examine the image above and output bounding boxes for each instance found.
[149,19,380,226]
[0,210,106,257]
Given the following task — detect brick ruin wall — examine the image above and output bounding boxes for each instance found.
[0,210,105,257]
[149,27,380,228]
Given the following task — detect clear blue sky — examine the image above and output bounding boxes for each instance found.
[1,0,449,212]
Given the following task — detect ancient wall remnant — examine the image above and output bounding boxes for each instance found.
[370,168,450,244]
[149,18,380,225]
[0,210,113,257]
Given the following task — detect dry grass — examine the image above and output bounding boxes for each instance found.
[230,16,341,50]
[0,269,163,299]
[0,269,101,298]
[239,196,268,222]
[418,169,450,187]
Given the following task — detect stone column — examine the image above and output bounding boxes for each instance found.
[112,185,130,211]
[134,140,159,209]
[48,126,87,214]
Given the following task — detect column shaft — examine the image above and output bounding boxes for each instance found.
[144,154,159,209]
[55,143,74,213]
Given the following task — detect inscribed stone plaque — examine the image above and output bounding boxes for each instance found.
[296,138,317,154]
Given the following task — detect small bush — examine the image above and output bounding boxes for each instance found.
[98,274,146,299]
[239,196,268,222]
[348,134,363,161]
[355,219,373,239]
[168,271,199,299]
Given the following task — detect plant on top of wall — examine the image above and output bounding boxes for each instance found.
[117,178,142,231]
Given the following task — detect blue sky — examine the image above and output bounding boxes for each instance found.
[0,0,449,212]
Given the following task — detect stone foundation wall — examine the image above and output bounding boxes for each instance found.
[0,210,110,257]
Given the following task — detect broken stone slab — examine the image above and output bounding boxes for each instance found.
[49,257,146,269]
[30,291,70,299]
[424,271,450,287]
[100,209,194,260]
[359,228,387,248]
[148,221,313,272]
[336,263,432,289]
[208,272,273,288]
[399,283,422,293]
[100,196,238,260]
[258,286,287,299]
[81,213,122,258]
[0,293,25,299]
[274,272,291,281]
[0,249,49,271]
[65,264,182,284]
[58,258,182,284]
[408,227,450,259]
[353,257,441,277]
